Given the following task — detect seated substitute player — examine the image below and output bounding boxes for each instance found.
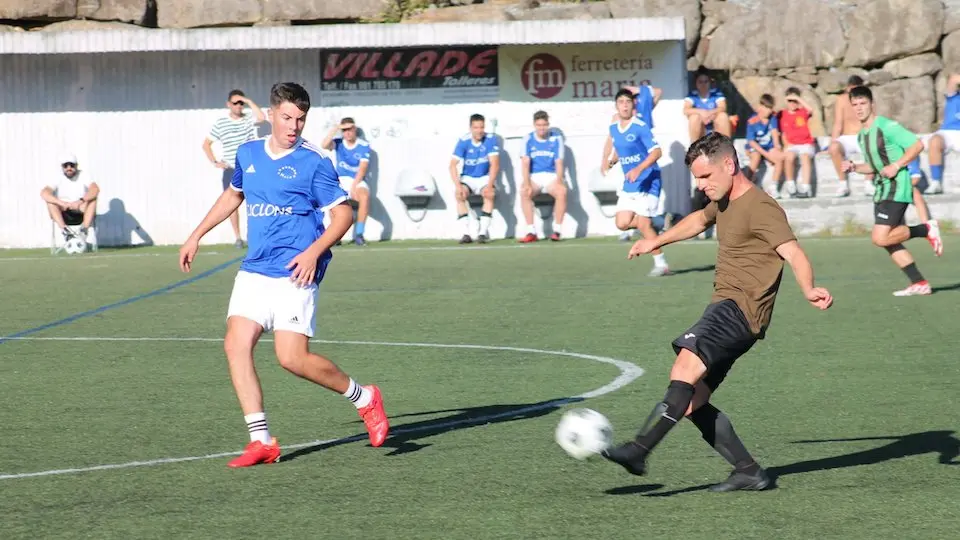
[919,72,960,195]
[603,132,834,492]
[842,85,943,297]
[449,113,500,244]
[601,89,670,277]
[41,154,99,244]
[321,117,372,246]
[518,110,568,243]
[744,94,784,196]
[178,82,389,468]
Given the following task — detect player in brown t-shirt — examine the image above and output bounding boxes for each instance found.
[603,132,833,492]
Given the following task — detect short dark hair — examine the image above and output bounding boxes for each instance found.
[785,87,801,97]
[685,132,738,168]
[469,113,485,124]
[759,94,775,108]
[847,75,865,87]
[228,89,245,100]
[269,82,311,112]
[340,117,355,125]
[614,88,634,101]
[849,85,873,102]
[533,110,549,122]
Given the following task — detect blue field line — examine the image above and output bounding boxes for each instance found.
[0,256,243,345]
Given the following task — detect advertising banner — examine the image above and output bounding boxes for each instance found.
[320,46,499,106]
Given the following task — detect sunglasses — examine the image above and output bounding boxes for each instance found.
[62,162,76,168]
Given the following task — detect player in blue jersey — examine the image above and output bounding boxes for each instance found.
[449,113,500,244]
[618,82,662,128]
[922,72,960,195]
[321,117,372,246]
[519,110,568,243]
[744,94,784,196]
[178,82,389,468]
[684,70,732,143]
[601,88,671,276]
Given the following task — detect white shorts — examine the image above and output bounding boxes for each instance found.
[786,143,816,157]
[530,172,561,192]
[923,130,960,153]
[461,175,492,195]
[227,270,318,337]
[338,175,369,194]
[615,190,665,217]
[835,135,861,157]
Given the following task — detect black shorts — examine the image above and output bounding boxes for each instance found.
[62,209,84,226]
[671,299,758,392]
[874,201,908,227]
[221,168,234,191]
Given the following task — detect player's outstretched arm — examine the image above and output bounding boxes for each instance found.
[179,188,244,272]
[776,240,833,310]
[628,210,709,259]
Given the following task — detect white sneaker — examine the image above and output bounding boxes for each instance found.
[924,181,943,195]
[864,182,875,197]
[648,265,672,277]
[835,184,850,197]
[893,281,932,296]
[926,220,943,257]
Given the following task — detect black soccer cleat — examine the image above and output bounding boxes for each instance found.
[709,468,773,492]
[459,235,473,244]
[601,441,648,476]
[478,234,489,244]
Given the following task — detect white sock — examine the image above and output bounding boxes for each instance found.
[653,253,667,268]
[459,214,471,237]
[527,224,536,235]
[552,222,561,234]
[479,214,492,236]
[343,379,372,409]
[244,412,272,444]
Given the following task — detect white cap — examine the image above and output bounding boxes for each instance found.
[61,153,77,165]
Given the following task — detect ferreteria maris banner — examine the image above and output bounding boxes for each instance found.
[497,43,677,102]
[319,46,499,106]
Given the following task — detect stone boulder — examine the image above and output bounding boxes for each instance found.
[156,0,260,28]
[817,68,869,94]
[943,31,960,72]
[40,20,142,31]
[0,24,25,32]
[608,0,701,55]
[262,0,391,21]
[945,0,960,35]
[0,0,75,20]
[701,0,845,70]
[77,0,149,24]
[842,0,943,67]
[872,77,936,134]
[403,3,510,23]
[882,53,943,80]
[504,1,611,21]
[731,76,825,137]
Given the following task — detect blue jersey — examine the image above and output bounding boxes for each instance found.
[231,138,348,283]
[633,85,656,128]
[332,137,371,179]
[745,114,778,150]
[521,130,565,174]
[609,117,661,195]
[685,88,725,111]
[452,133,499,178]
[942,92,960,131]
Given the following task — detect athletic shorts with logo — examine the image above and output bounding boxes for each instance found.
[227,270,319,337]
[874,200,909,227]
[461,175,493,195]
[671,299,758,391]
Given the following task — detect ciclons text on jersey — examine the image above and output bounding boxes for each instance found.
[247,202,293,217]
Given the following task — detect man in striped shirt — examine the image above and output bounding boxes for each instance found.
[202,89,266,248]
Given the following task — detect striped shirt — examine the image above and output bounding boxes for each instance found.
[208,114,257,167]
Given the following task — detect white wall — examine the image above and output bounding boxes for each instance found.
[0,42,689,248]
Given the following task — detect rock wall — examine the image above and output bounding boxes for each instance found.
[1,0,957,135]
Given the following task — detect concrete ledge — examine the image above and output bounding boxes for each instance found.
[777,192,960,236]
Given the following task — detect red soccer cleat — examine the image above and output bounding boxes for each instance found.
[926,220,943,257]
[358,385,389,447]
[549,232,561,242]
[518,233,538,243]
[228,438,281,468]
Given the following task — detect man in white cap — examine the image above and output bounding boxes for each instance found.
[40,153,99,243]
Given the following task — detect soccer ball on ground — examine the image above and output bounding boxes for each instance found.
[555,408,613,460]
[64,236,87,255]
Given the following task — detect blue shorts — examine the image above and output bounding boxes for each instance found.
[746,143,774,153]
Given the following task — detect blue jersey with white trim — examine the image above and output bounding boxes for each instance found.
[332,137,371,179]
[452,133,499,178]
[685,88,726,111]
[634,85,656,128]
[522,130,565,174]
[609,117,661,195]
[231,138,348,283]
[942,93,960,131]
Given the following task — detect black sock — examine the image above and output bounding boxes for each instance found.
[633,380,695,458]
[908,224,928,239]
[458,213,468,220]
[481,211,492,218]
[901,262,925,284]
[688,403,761,475]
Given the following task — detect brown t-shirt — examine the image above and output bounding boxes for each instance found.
[702,187,797,338]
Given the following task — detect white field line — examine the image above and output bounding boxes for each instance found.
[0,337,644,481]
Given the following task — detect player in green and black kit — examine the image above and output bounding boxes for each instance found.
[842,86,943,297]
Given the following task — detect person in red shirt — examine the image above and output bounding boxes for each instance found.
[777,87,816,198]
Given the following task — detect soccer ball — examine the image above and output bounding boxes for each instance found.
[555,408,613,460]
[64,236,87,255]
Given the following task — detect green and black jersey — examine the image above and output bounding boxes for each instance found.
[856,116,918,204]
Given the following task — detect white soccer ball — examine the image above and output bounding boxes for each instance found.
[64,237,87,255]
[555,408,613,460]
